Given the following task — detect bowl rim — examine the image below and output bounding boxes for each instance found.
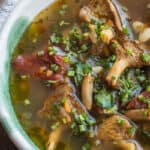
[0,0,55,149]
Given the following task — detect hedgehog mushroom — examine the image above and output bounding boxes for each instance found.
[106,39,150,88]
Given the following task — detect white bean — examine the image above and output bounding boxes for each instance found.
[132,21,145,33]
[139,27,150,42]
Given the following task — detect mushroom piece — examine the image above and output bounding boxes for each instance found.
[97,115,136,141]
[47,127,64,150]
[106,39,150,87]
[82,74,95,110]
[141,122,150,133]
[113,140,137,150]
[79,0,120,28]
[79,0,133,36]
[91,140,138,150]
[125,109,150,122]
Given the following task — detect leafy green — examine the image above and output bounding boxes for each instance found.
[122,27,129,35]
[94,89,113,109]
[74,63,92,86]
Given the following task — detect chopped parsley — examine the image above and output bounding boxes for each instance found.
[119,75,139,105]
[141,53,150,63]
[48,47,57,55]
[117,118,124,125]
[128,126,136,135]
[59,20,70,26]
[71,109,95,136]
[67,70,75,77]
[122,27,129,35]
[126,48,133,55]
[146,86,150,92]
[138,95,150,108]
[51,64,59,72]
[73,63,92,86]
[51,122,60,130]
[82,143,90,150]
[112,41,119,48]
[50,33,62,44]
[59,4,68,16]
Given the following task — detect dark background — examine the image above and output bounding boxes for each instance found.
[0,124,17,150]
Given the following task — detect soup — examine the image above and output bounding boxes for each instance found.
[10,0,150,149]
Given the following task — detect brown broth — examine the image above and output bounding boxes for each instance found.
[10,0,150,150]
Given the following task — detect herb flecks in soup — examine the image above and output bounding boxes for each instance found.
[10,0,150,150]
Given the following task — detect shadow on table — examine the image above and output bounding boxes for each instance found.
[0,124,18,150]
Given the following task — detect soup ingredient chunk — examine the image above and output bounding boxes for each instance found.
[39,78,96,136]
[97,115,136,141]
[12,50,69,81]
[106,40,150,87]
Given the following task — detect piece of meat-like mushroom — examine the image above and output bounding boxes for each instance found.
[126,91,150,110]
[12,49,69,82]
[125,109,150,122]
[97,115,136,141]
[106,39,150,87]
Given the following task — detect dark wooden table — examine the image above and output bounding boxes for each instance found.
[0,0,18,149]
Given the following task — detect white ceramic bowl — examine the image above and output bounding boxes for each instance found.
[0,1,55,149]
